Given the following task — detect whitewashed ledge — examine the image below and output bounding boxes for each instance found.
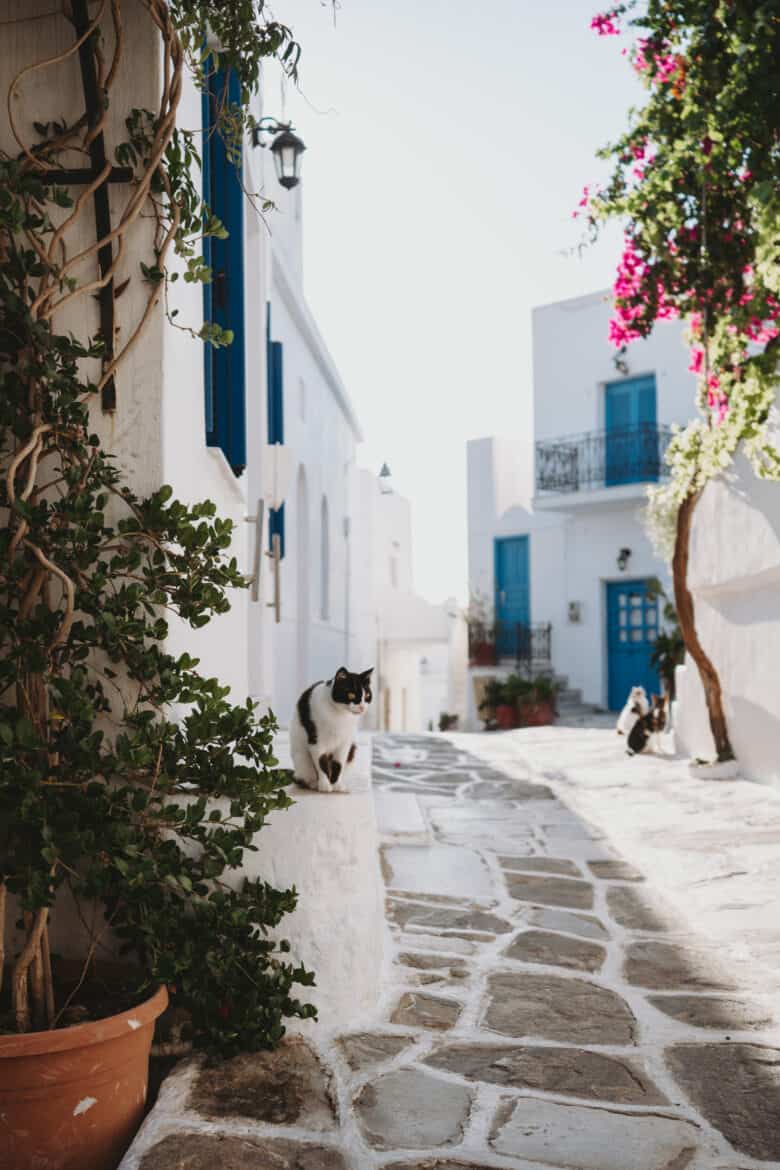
[253,729,384,1036]
[118,732,384,1170]
[210,729,384,1039]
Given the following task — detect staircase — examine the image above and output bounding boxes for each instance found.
[553,676,614,728]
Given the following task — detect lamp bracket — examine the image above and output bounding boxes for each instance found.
[251,118,293,148]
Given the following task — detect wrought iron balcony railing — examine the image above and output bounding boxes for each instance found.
[536,423,673,494]
[469,621,552,669]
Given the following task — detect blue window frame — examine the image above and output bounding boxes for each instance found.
[604,375,658,486]
[266,303,285,557]
[202,65,247,475]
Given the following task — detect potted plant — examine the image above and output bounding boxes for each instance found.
[478,678,507,729]
[0,6,313,1169]
[466,590,497,667]
[438,712,459,732]
[647,580,685,701]
[515,675,559,727]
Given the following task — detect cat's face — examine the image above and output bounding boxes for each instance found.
[331,667,373,715]
[629,686,648,708]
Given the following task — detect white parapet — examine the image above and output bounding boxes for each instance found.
[238,729,384,1036]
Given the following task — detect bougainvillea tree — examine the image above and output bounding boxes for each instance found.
[580,0,780,761]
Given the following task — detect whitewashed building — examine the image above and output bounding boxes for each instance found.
[467,289,697,720]
[255,158,462,733]
[674,429,780,786]
[0,4,453,1029]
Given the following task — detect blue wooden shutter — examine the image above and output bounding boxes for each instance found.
[202,66,247,475]
[266,305,285,557]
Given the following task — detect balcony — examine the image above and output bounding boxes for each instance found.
[535,424,673,496]
[469,621,552,670]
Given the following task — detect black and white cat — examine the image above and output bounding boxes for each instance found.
[290,667,373,793]
[627,694,668,756]
[616,685,649,737]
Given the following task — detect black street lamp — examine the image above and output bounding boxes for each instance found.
[251,118,306,190]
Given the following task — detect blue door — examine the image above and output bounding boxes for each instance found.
[495,537,530,658]
[606,579,660,710]
[605,375,658,486]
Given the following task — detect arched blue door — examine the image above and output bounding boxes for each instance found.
[606,579,660,710]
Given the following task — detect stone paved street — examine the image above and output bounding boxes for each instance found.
[123,734,780,1170]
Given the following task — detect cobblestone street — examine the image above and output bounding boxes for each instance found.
[124,734,780,1170]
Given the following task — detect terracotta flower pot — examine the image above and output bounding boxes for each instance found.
[518,699,556,727]
[495,703,518,730]
[0,983,168,1170]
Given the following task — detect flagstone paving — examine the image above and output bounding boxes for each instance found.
[126,733,780,1170]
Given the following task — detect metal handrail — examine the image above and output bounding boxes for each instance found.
[536,423,673,494]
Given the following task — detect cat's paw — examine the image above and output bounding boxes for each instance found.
[294,775,318,791]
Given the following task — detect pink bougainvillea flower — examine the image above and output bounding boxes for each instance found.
[591,11,620,36]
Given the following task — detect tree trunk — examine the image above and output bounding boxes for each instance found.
[672,490,735,762]
[12,908,49,1032]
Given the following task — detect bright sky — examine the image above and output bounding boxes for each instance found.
[275,0,642,604]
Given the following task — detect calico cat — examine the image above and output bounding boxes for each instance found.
[290,667,373,793]
[616,686,649,737]
[627,694,668,756]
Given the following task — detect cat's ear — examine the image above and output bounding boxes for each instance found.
[335,667,348,679]
[361,667,374,678]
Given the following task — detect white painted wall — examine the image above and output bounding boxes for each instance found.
[467,291,697,713]
[263,271,359,721]
[674,438,780,785]
[532,290,696,441]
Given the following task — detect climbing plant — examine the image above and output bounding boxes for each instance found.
[0,1,315,1055]
[580,0,780,761]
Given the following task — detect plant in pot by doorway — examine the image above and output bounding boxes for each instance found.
[647,579,685,702]
[478,678,508,729]
[516,674,560,727]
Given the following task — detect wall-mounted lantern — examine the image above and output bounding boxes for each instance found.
[617,547,632,572]
[252,118,306,189]
[568,601,582,624]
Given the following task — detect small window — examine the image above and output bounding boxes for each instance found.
[320,496,330,620]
